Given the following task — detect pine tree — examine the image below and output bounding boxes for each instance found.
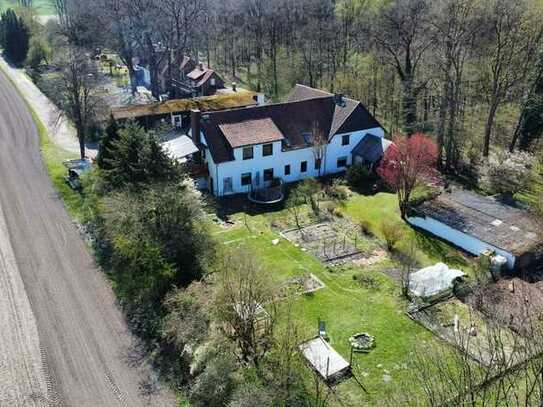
[96,115,120,170]
[0,9,29,65]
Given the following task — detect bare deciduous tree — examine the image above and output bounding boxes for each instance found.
[49,47,102,159]
[213,250,277,369]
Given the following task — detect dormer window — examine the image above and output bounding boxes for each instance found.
[263,143,273,156]
[342,134,350,146]
[243,146,254,160]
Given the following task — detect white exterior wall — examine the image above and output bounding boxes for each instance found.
[407,216,516,269]
[207,126,385,197]
[213,141,320,196]
[325,127,385,175]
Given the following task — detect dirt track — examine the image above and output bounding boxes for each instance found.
[0,69,175,405]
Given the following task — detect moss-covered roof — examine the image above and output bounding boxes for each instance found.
[111,90,257,120]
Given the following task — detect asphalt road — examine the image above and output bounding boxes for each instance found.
[0,69,175,406]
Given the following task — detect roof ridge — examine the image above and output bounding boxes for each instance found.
[293,83,333,97]
[207,95,335,117]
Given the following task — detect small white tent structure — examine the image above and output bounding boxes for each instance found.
[409,263,465,303]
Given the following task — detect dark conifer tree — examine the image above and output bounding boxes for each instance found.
[0,9,29,65]
[96,115,120,170]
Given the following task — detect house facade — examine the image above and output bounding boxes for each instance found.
[191,85,387,197]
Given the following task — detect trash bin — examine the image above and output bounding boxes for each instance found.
[491,255,508,277]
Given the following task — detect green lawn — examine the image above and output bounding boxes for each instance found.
[0,0,55,15]
[34,110,90,221]
[343,192,477,277]
[212,194,449,405]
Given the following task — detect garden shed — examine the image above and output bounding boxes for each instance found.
[409,263,465,303]
[299,336,352,384]
[408,189,543,272]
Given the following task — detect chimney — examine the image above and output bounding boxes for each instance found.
[334,92,345,107]
[253,93,265,106]
[232,82,237,92]
[191,109,202,145]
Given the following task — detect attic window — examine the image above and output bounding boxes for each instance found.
[342,134,350,146]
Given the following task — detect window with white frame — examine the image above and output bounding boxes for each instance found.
[263,168,274,181]
[241,172,252,186]
[243,146,254,160]
[262,143,273,156]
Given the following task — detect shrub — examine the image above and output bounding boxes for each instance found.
[478,149,537,196]
[347,164,372,187]
[380,219,404,251]
[359,220,373,236]
[326,179,350,201]
[355,273,381,290]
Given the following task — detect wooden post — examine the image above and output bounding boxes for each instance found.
[326,357,330,379]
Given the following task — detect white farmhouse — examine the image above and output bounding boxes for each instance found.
[190,84,388,197]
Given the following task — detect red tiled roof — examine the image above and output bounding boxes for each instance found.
[219,118,285,148]
[197,70,215,87]
[187,68,205,80]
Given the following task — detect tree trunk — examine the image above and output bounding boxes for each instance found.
[402,74,417,136]
[483,100,499,157]
[77,127,85,159]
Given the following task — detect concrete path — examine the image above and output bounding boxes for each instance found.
[0,57,98,158]
[0,65,174,406]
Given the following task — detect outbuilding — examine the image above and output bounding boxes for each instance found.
[407,189,543,272]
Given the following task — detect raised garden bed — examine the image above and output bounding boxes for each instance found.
[281,273,325,297]
[281,221,381,265]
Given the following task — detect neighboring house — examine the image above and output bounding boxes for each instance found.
[135,54,226,97]
[191,84,388,197]
[407,189,543,272]
[185,62,225,97]
[110,89,257,130]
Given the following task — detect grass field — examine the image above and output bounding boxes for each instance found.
[0,0,55,15]
[211,190,473,405]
